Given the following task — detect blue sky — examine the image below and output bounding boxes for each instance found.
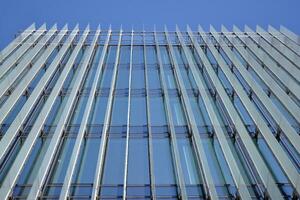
[0,0,299,49]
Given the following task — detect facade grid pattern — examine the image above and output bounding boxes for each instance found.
[0,24,299,200]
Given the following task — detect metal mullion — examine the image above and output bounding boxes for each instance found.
[0,25,79,163]
[256,26,300,67]
[177,27,252,200]
[59,27,101,200]
[91,27,121,200]
[26,26,100,200]
[0,25,91,200]
[212,26,300,158]
[143,31,156,200]
[246,25,300,77]
[0,24,56,160]
[280,25,300,45]
[233,26,300,101]
[21,25,83,200]
[268,25,300,56]
[0,24,68,124]
[0,23,35,63]
[228,26,300,123]
[197,26,285,199]
[0,24,57,99]
[167,27,219,200]
[221,27,300,195]
[122,29,133,200]
[0,24,47,79]
[154,29,188,200]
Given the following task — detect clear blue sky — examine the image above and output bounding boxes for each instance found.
[0,0,299,49]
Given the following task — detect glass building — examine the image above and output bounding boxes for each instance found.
[0,23,299,200]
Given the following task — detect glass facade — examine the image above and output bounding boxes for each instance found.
[0,24,299,200]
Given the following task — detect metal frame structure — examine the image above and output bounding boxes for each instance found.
[0,23,36,63]
[0,25,90,199]
[245,26,300,82]
[0,25,68,125]
[176,26,252,199]
[143,30,156,200]
[221,26,300,195]
[165,27,219,200]
[0,24,299,200]
[91,27,121,200]
[222,26,300,126]
[58,26,101,200]
[0,24,47,79]
[25,25,87,200]
[216,26,300,157]
[268,25,300,57]
[193,25,285,199]
[122,29,134,200]
[154,27,188,200]
[256,26,300,66]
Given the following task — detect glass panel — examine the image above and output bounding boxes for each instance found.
[98,65,113,89]
[44,138,76,196]
[149,97,167,126]
[147,68,161,90]
[164,68,177,89]
[127,138,150,184]
[131,67,145,89]
[68,96,88,126]
[169,97,187,126]
[72,138,101,183]
[152,138,176,184]
[111,97,128,126]
[159,46,170,65]
[146,46,157,65]
[177,138,201,184]
[132,46,144,64]
[89,96,108,125]
[116,67,129,89]
[101,138,126,184]
[106,46,117,64]
[130,97,147,126]
[119,46,131,65]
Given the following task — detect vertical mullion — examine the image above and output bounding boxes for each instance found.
[176,26,252,199]
[228,26,300,122]
[122,30,133,200]
[0,24,68,125]
[0,25,78,175]
[212,26,300,159]
[0,25,91,200]
[268,25,300,56]
[0,24,57,161]
[59,27,101,200]
[24,25,84,200]
[143,31,156,199]
[195,26,285,199]
[154,29,188,200]
[166,27,219,200]
[0,24,46,79]
[0,24,57,99]
[279,26,300,46]
[233,26,300,101]
[256,26,300,67]
[245,25,300,79]
[91,27,122,200]
[221,27,300,195]
[0,23,35,63]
